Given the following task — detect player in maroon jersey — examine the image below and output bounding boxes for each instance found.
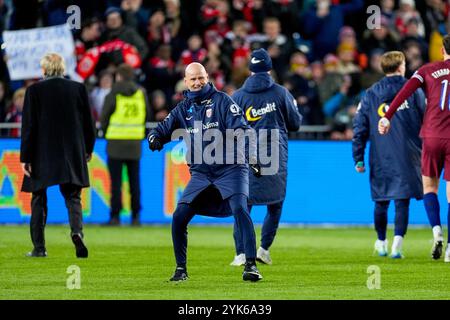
[378,35,450,262]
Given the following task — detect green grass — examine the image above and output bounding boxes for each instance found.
[0,225,450,300]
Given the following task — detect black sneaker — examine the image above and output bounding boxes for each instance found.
[431,240,443,260]
[243,262,263,282]
[170,267,188,282]
[25,249,47,257]
[71,233,88,258]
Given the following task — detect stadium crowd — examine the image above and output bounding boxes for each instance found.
[0,0,448,139]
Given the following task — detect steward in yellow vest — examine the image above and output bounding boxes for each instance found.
[100,64,150,226]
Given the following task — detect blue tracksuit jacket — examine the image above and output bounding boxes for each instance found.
[352,75,425,201]
[150,83,251,215]
[232,72,302,205]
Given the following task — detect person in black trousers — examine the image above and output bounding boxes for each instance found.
[20,53,96,258]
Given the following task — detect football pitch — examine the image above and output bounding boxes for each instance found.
[1,225,450,300]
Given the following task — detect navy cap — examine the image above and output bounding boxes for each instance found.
[249,48,272,73]
[104,7,122,18]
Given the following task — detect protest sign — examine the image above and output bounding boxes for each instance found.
[3,24,78,81]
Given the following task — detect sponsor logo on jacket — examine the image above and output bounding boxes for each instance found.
[245,102,277,121]
[203,122,219,129]
[186,122,219,133]
[230,103,241,116]
[377,101,409,117]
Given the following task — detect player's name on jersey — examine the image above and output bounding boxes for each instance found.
[431,68,450,79]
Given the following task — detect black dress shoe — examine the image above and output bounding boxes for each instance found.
[71,233,88,258]
[104,217,120,226]
[131,218,141,227]
[26,249,47,257]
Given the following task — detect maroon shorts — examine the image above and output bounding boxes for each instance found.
[422,137,450,180]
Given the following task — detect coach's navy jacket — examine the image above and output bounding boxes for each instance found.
[352,75,425,201]
[150,83,250,215]
[232,72,302,204]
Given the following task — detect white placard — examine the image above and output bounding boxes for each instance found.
[3,24,78,81]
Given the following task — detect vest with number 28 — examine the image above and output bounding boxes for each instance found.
[105,89,146,140]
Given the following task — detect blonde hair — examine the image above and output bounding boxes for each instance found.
[40,53,66,77]
[380,51,405,74]
[13,88,26,102]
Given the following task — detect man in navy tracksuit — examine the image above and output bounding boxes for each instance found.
[352,51,425,258]
[148,62,263,282]
[230,49,302,266]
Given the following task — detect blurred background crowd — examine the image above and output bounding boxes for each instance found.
[0,0,448,140]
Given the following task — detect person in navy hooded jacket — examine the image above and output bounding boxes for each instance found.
[352,51,425,258]
[148,62,263,282]
[230,48,302,266]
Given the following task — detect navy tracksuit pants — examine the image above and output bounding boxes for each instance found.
[172,193,256,267]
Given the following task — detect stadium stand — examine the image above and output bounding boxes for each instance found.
[0,0,444,140]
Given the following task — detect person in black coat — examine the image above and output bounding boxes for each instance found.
[352,51,424,259]
[20,53,96,258]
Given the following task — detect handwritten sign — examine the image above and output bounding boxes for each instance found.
[3,24,78,81]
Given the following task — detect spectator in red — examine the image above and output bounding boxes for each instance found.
[5,88,26,137]
[222,20,252,74]
[149,45,176,72]
[229,0,266,33]
[147,44,179,101]
[201,0,231,46]
[179,35,208,67]
[100,7,149,60]
[75,17,102,62]
[394,0,425,38]
[146,10,169,55]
